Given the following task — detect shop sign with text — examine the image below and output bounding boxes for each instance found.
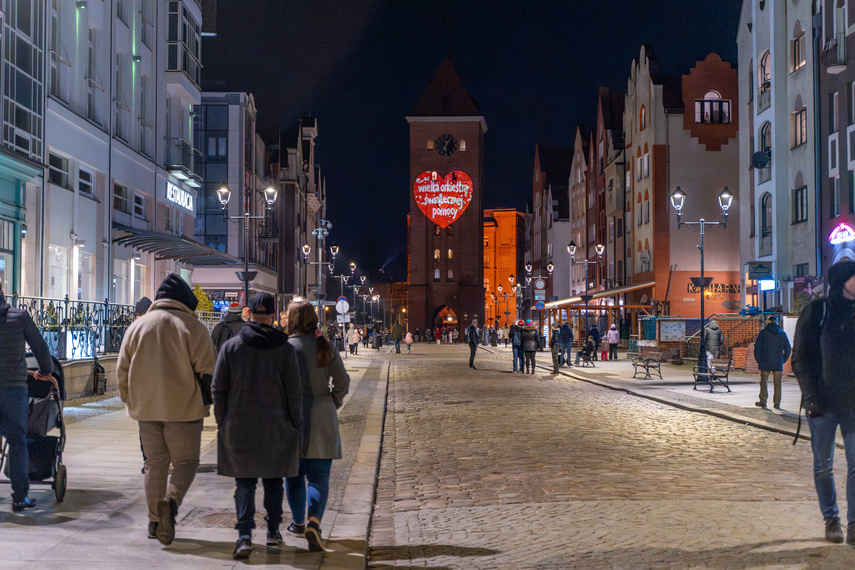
[166,181,194,212]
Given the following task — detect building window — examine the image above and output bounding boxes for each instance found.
[832,177,841,217]
[830,134,839,175]
[759,51,771,92]
[694,91,731,124]
[617,218,623,238]
[435,225,441,236]
[78,167,94,197]
[793,186,808,223]
[114,183,130,213]
[447,268,453,280]
[644,199,650,224]
[86,27,100,124]
[167,1,202,89]
[447,248,453,260]
[760,192,773,257]
[133,193,146,219]
[793,108,807,147]
[759,122,773,183]
[794,263,809,277]
[434,248,440,261]
[792,31,806,73]
[639,105,646,130]
[434,268,440,280]
[3,0,45,160]
[48,153,70,189]
[642,153,650,178]
[140,0,153,48]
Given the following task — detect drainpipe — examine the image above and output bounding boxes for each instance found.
[813,13,823,275]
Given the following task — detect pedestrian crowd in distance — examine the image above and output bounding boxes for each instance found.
[116,274,350,559]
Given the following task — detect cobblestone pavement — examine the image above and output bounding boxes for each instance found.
[369,345,855,569]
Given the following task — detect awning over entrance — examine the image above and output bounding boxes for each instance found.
[544,281,656,310]
[112,224,240,265]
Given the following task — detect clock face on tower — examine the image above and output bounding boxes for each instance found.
[434,133,457,156]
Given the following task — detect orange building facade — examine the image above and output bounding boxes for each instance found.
[484,209,525,329]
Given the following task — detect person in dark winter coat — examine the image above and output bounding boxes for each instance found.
[575,336,595,365]
[520,326,540,374]
[285,301,350,553]
[792,260,855,543]
[211,304,247,353]
[212,293,303,559]
[753,315,791,409]
[559,323,573,366]
[589,325,601,360]
[0,286,54,513]
[466,319,480,369]
[549,324,561,374]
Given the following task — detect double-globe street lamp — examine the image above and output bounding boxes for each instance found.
[567,241,605,336]
[301,220,337,309]
[217,183,278,305]
[496,283,514,326]
[669,186,733,370]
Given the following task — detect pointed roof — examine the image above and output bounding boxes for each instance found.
[413,58,480,116]
[536,144,573,187]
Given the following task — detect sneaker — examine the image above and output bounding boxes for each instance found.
[12,497,37,512]
[233,536,253,559]
[826,517,845,543]
[266,529,282,548]
[550,372,559,375]
[755,402,767,408]
[156,497,177,545]
[305,521,324,552]
[286,522,306,537]
[773,405,781,409]
[147,521,158,539]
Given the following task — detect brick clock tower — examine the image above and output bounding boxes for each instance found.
[407,59,486,335]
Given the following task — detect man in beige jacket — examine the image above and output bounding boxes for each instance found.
[118,273,217,545]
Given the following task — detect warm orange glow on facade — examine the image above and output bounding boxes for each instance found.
[484,209,524,328]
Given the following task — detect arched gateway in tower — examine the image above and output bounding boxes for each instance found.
[407,59,486,335]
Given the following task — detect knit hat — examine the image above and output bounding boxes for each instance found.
[155,273,198,311]
[828,260,855,291]
[134,297,152,315]
[227,302,242,314]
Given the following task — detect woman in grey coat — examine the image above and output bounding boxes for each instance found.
[284,301,350,552]
[212,293,303,558]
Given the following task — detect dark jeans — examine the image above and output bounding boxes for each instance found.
[593,341,600,359]
[807,412,855,523]
[609,343,618,360]
[0,386,28,502]
[286,458,333,523]
[394,339,401,353]
[512,346,523,372]
[559,342,571,365]
[524,351,536,373]
[235,477,284,536]
[469,343,477,367]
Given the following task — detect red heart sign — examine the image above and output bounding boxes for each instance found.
[412,170,473,228]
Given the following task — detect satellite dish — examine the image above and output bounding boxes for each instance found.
[752,151,769,169]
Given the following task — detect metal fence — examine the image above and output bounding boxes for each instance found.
[11,294,227,360]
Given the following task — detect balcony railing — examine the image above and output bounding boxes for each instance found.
[822,33,848,74]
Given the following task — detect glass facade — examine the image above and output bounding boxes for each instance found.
[193,103,228,251]
[3,0,44,160]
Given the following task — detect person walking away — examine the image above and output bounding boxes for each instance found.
[404,331,413,353]
[589,324,601,360]
[0,286,54,512]
[549,324,561,374]
[414,328,420,342]
[391,321,404,354]
[134,297,152,318]
[792,260,855,543]
[117,273,217,545]
[753,315,791,409]
[211,303,247,353]
[466,319,480,369]
[351,328,361,355]
[345,324,355,355]
[520,324,541,374]
[502,325,510,347]
[511,321,525,373]
[559,322,573,367]
[284,301,350,552]
[453,328,459,344]
[212,293,303,559]
[496,326,504,346]
[607,324,620,361]
[575,336,595,365]
[704,319,723,364]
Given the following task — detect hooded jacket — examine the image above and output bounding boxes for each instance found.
[559,323,573,344]
[0,290,53,388]
[607,325,620,344]
[117,274,216,422]
[212,321,303,478]
[792,260,855,413]
[704,320,723,354]
[753,322,791,371]
[520,326,540,352]
[211,310,246,352]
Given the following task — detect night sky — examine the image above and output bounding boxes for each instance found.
[202,0,742,283]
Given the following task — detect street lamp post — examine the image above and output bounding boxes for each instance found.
[497,284,512,326]
[217,183,278,305]
[567,241,605,339]
[669,186,733,370]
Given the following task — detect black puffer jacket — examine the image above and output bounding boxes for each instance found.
[792,261,855,414]
[753,323,791,372]
[520,327,540,352]
[0,290,53,388]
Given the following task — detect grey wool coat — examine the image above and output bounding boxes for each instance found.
[288,333,350,459]
[212,321,303,479]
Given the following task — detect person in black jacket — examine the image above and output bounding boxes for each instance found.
[0,286,54,512]
[466,319,480,369]
[792,260,855,544]
[589,325,601,360]
[753,315,791,409]
[575,336,595,365]
[520,325,540,374]
[211,304,247,353]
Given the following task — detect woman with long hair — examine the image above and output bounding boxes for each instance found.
[284,301,350,552]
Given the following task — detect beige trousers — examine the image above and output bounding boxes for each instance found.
[759,370,782,407]
[139,419,203,522]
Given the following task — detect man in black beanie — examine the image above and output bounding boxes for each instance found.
[793,259,855,544]
[118,273,216,545]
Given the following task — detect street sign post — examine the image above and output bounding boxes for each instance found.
[336,296,350,314]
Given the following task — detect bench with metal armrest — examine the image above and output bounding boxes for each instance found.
[692,358,732,393]
[632,351,662,379]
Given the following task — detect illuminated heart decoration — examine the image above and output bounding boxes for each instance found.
[412,171,473,228]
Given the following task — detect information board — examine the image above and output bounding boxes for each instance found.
[659,320,686,342]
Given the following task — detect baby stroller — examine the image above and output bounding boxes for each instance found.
[0,354,68,502]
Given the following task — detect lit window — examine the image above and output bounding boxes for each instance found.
[448,248,453,259]
[434,248,440,261]
[447,268,453,280]
[792,31,806,72]
[694,91,731,124]
[793,108,807,147]
[434,268,440,280]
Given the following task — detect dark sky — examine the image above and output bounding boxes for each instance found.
[202,0,742,283]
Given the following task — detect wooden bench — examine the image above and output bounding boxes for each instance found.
[632,351,662,379]
[692,358,732,393]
